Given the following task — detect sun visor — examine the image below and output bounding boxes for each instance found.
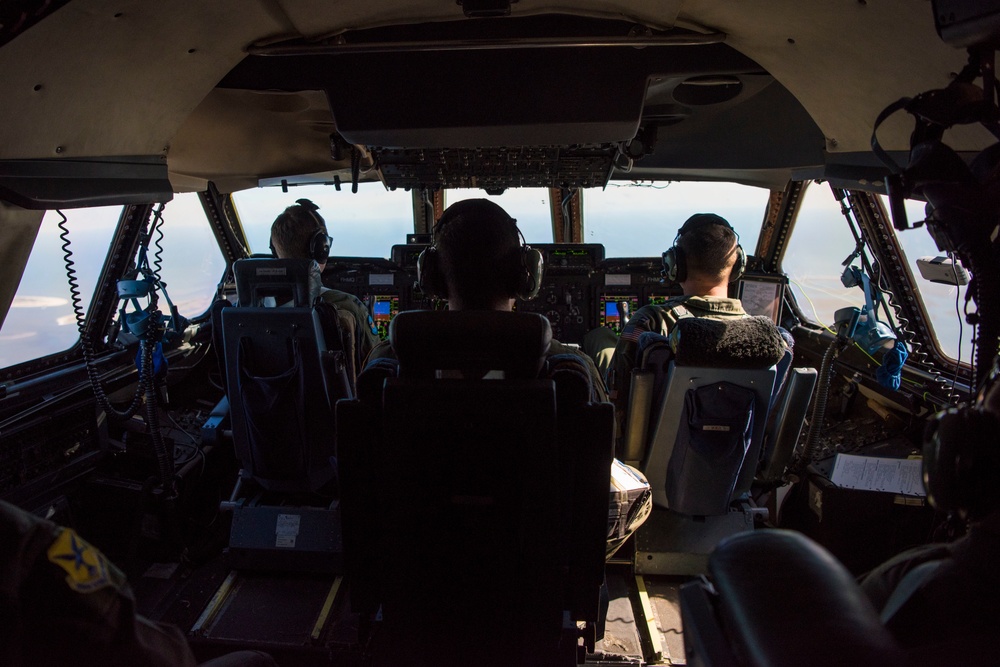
[0,157,172,209]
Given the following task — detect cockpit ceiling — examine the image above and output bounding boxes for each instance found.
[0,0,995,201]
[213,23,824,191]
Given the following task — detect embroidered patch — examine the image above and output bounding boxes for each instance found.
[47,528,113,594]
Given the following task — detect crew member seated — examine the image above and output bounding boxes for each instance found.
[368,198,607,399]
[605,213,760,440]
[367,198,651,555]
[0,499,276,667]
[269,198,380,363]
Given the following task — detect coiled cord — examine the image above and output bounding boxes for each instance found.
[151,203,165,281]
[60,209,177,492]
[59,210,150,420]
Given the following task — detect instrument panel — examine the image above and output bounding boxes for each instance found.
[323,244,688,345]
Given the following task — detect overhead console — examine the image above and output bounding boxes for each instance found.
[374,146,616,191]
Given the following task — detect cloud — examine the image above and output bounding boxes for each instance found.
[11,296,68,308]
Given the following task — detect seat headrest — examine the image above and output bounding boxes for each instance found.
[671,316,786,369]
[234,258,313,307]
[389,310,552,378]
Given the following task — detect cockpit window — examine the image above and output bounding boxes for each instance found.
[0,207,119,369]
[783,182,962,361]
[882,196,965,363]
[583,181,768,258]
[151,193,228,321]
[0,195,227,371]
[232,182,414,258]
[445,188,553,244]
[782,182,862,329]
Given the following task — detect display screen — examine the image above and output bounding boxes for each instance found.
[371,295,400,339]
[646,294,674,307]
[599,294,640,334]
[738,279,784,323]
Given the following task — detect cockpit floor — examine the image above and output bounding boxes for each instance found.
[132,554,686,665]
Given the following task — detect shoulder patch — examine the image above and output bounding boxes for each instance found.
[47,528,114,594]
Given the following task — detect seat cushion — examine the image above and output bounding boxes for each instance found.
[389,310,552,378]
[671,316,786,368]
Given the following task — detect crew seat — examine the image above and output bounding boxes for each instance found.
[337,310,613,666]
[619,316,812,574]
[222,258,352,494]
[215,258,354,573]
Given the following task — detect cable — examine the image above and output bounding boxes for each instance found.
[60,208,176,492]
[151,202,166,281]
[60,210,148,421]
[949,251,965,399]
[789,278,838,336]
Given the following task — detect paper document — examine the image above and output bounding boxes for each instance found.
[829,453,926,496]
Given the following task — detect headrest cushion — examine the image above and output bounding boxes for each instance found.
[389,310,552,378]
[670,316,786,368]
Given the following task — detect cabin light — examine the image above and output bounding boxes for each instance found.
[457,0,514,18]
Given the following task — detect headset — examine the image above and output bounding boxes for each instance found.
[269,198,331,263]
[922,357,1000,520]
[417,201,544,301]
[661,213,746,284]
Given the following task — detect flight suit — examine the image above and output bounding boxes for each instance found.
[0,499,196,667]
[0,500,276,667]
[319,288,381,363]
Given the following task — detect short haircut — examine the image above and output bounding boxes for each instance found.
[434,199,522,306]
[270,203,327,259]
[677,215,739,280]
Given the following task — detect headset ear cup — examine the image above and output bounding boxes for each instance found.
[309,229,330,263]
[924,409,962,514]
[729,244,746,282]
[662,246,685,283]
[417,247,448,299]
[923,408,1000,518]
[517,246,544,300]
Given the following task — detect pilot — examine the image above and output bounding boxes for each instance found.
[367,198,609,401]
[605,213,751,427]
[270,198,381,362]
[0,498,276,667]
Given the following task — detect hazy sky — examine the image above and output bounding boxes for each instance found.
[1,181,968,368]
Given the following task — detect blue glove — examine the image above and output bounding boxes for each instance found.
[876,340,908,391]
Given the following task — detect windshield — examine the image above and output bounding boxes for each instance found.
[585,182,768,257]
[232,182,414,258]
[1,207,119,369]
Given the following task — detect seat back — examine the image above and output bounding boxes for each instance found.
[632,316,788,513]
[221,259,353,494]
[234,257,313,307]
[680,530,906,667]
[337,310,613,665]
